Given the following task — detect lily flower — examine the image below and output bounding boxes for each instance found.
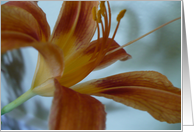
[1,1,181,130]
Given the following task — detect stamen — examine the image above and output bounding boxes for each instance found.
[92,2,127,63]
[97,2,126,57]
[106,17,181,55]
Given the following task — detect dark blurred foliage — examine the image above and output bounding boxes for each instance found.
[1,49,27,130]
[1,50,25,98]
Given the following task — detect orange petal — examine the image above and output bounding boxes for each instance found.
[2,1,50,41]
[89,38,132,70]
[1,31,64,88]
[50,1,99,61]
[49,79,106,130]
[71,71,181,123]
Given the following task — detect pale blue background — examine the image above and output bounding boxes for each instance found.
[1,1,181,130]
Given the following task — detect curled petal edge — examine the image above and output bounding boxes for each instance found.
[1,31,64,79]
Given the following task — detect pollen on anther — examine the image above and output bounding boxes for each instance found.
[116,9,127,22]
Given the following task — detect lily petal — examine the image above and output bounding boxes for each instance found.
[71,71,181,123]
[49,79,106,130]
[50,1,99,62]
[1,2,50,42]
[3,1,50,41]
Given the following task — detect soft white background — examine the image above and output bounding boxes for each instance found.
[1,1,182,130]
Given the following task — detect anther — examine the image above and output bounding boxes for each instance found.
[100,1,106,17]
[116,9,127,22]
[92,6,97,21]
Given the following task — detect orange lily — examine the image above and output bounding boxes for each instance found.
[1,1,181,130]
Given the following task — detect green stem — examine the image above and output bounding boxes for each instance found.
[1,89,36,115]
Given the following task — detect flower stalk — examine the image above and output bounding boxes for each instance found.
[1,89,36,115]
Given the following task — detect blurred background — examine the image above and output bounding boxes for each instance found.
[1,1,181,130]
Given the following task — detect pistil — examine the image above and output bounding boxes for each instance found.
[107,16,181,55]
